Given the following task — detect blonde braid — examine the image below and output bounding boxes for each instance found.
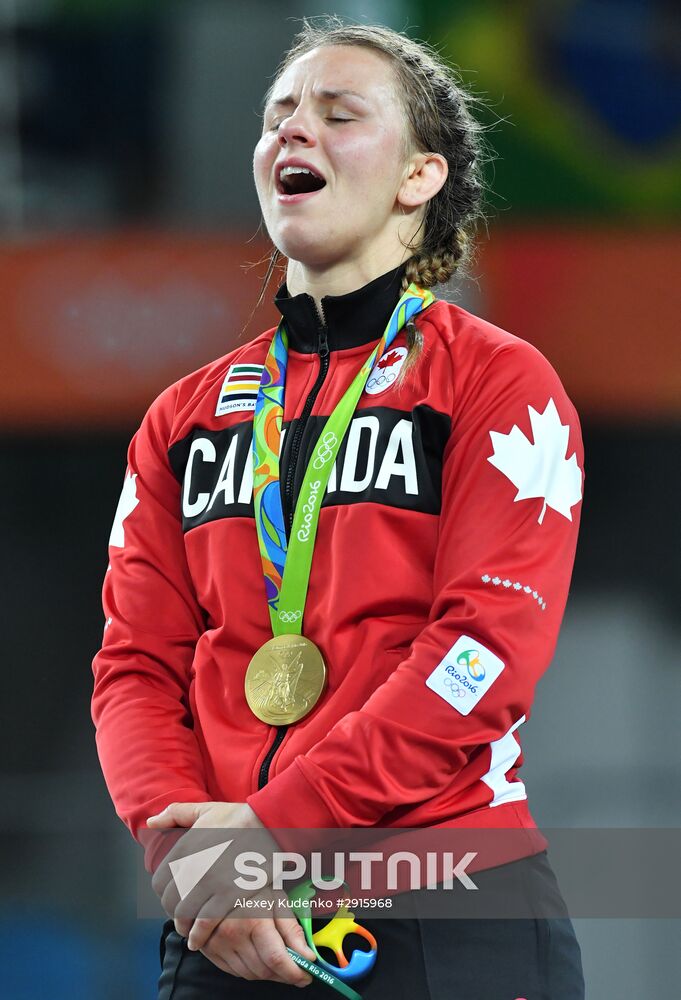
[394,232,469,389]
[402,247,459,291]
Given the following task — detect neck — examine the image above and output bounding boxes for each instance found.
[285,246,412,313]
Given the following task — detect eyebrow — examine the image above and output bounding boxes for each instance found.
[266,89,367,111]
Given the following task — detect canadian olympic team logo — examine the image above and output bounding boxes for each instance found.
[365,346,408,396]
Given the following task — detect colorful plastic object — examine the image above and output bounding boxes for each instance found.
[287,878,378,984]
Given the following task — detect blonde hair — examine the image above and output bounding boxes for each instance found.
[253,16,490,384]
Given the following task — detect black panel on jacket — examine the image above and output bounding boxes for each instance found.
[168,404,451,533]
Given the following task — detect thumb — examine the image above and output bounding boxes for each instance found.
[146,802,207,828]
[278,916,317,962]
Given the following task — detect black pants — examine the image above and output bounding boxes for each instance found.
[158,850,585,1000]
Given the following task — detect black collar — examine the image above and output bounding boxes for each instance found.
[273,262,409,353]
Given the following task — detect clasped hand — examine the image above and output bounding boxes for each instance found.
[147,801,315,986]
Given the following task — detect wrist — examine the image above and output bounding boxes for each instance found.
[235,803,266,830]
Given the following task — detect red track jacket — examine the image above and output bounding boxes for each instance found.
[91,263,585,875]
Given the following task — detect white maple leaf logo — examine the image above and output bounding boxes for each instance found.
[109,470,140,548]
[487,397,582,525]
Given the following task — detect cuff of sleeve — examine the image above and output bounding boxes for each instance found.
[134,787,214,873]
[246,758,340,845]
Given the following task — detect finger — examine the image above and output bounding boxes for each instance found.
[235,935,284,982]
[163,847,236,939]
[186,911,223,952]
[173,889,224,939]
[275,914,317,963]
[173,888,227,938]
[190,805,240,830]
[204,917,278,982]
[147,803,207,828]
[201,942,255,981]
[203,920,261,981]
[251,921,314,987]
[160,875,198,935]
[157,829,228,928]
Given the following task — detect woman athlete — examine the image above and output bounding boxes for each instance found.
[92,18,586,999]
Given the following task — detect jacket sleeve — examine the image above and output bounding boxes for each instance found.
[91,384,212,871]
[246,337,585,829]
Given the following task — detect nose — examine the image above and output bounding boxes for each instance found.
[277,107,317,148]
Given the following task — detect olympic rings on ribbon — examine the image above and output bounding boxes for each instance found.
[278,610,302,623]
[313,431,338,469]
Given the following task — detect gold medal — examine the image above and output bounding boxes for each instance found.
[245,634,327,725]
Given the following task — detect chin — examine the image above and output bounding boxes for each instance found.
[272,226,349,270]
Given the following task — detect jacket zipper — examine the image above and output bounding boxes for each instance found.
[257,302,330,791]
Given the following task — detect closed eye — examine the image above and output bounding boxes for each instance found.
[266,116,355,132]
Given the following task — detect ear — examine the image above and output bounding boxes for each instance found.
[397,151,448,209]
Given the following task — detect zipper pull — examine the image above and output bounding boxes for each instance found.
[318,325,329,358]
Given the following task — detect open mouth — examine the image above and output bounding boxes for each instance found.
[276,165,327,197]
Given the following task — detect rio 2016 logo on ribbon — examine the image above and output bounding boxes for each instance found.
[297,480,322,543]
[457,648,486,682]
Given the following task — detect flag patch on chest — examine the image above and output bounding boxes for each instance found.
[365,346,408,396]
[215,363,265,416]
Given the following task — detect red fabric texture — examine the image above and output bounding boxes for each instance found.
[91,299,584,875]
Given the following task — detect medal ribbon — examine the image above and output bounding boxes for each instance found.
[286,950,362,1000]
[251,282,435,637]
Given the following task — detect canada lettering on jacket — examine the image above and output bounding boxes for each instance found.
[168,405,450,532]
